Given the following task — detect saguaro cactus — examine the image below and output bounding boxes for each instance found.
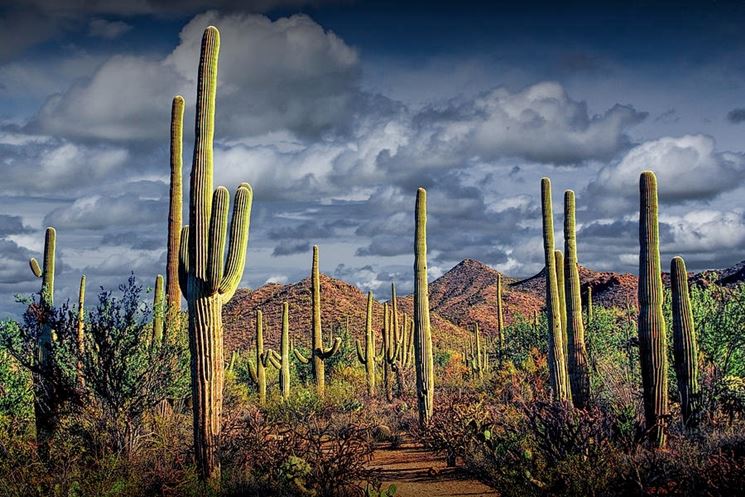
[76,275,86,387]
[554,249,568,358]
[414,187,434,425]
[177,26,253,484]
[263,303,292,400]
[355,292,377,397]
[166,95,184,314]
[564,190,590,408]
[293,245,340,397]
[153,274,165,345]
[671,256,700,429]
[468,324,486,379]
[585,286,593,326]
[496,273,505,361]
[248,310,267,405]
[638,171,668,447]
[541,178,570,402]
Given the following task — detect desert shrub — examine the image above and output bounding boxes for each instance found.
[501,313,547,367]
[0,347,33,434]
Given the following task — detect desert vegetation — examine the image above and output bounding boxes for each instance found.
[0,25,743,497]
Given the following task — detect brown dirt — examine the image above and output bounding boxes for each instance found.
[368,442,498,497]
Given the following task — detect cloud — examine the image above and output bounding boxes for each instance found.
[587,135,745,212]
[272,240,310,256]
[44,193,167,229]
[88,18,132,39]
[0,215,31,236]
[32,12,360,141]
[727,108,745,124]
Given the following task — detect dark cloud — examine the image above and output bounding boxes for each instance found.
[727,108,745,124]
[88,18,131,39]
[0,215,31,236]
[272,240,310,256]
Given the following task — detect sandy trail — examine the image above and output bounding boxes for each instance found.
[368,441,498,497]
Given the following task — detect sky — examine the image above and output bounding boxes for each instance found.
[1,0,745,317]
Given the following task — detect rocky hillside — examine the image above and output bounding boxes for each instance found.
[222,273,471,355]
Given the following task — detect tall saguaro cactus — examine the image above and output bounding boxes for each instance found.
[29,226,56,443]
[670,256,700,429]
[564,190,590,408]
[414,187,434,425]
[177,26,253,485]
[76,274,86,388]
[496,273,505,361]
[293,245,340,397]
[167,95,184,314]
[541,178,570,402]
[264,302,292,400]
[638,171,668,447]
[355,292,377,397]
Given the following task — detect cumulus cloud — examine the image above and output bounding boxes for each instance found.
[587,135,745,212]
[44,193,167,229]
[88,18,131,39]
[33,12,360,141]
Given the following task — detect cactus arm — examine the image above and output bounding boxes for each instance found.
[178,226,190,298]
[207,187,229,293]
[219,183,253,301]
[262,350,280,369]
[293,348,310,364]
[247,360,258,384]
[356,339,367,364]
[30,258,42,278]
[166,95,184,311]
[318,337,341,359]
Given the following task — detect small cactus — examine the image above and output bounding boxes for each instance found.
[540,178,570,402]
[76,274,86,388]
[355,292,377,397]
[671,256,700,429]
[585,285,593,326]
[496,273,505,362]
[248,310,267,405]
[414,187,434,425]
[152,274,165,345]
[293,245,340,397]
[638,171,668,447]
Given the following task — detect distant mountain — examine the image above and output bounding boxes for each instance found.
[222,258,745,354]
[222,273,471,355]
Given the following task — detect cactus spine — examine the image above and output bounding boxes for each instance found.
[496,273,505,361]
[414,187,434,425]
[355,292,376,397]
[671,256,700,429]
[293,245,340,397]
[177,26,253,484]
[541,178,570,402]
[153,274,165,345]
[638,171,668,447]
[248,310,267,404]
[166,95,184,315]
[564,190,590,408]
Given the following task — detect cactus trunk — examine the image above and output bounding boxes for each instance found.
[541,178,571,402]
[166,95,184,316]
[496,273,505,362]
[671,256,700,429]
[254,310,267,404]
[76,274,86,388]
[414,187,434,426]
[280,302,291,400]
[564,190,590,408]
[554,249,568,360]
[355,292,376,397]
[178,26,253,485]
[153,274,165,345]
[638,171,668,447]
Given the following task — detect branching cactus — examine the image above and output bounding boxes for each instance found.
[541,178,571,401]
[414,187,434,425]
[541,178,570,402]
[293,245,340,397]
[247,310,268,405]
[355,291,377,397]
[153,274,165,345]
[381,303,400,402]
[564,190,590,408]
[263,302,291,400]
[496,273,505,362]
[166,95,184,315]
[638,170,668,447]
[177,26,253,484]
[671,256,700,429]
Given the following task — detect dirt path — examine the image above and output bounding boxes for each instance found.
[368,442,498,497]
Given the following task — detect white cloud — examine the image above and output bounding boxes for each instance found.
[88,18,132,39]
